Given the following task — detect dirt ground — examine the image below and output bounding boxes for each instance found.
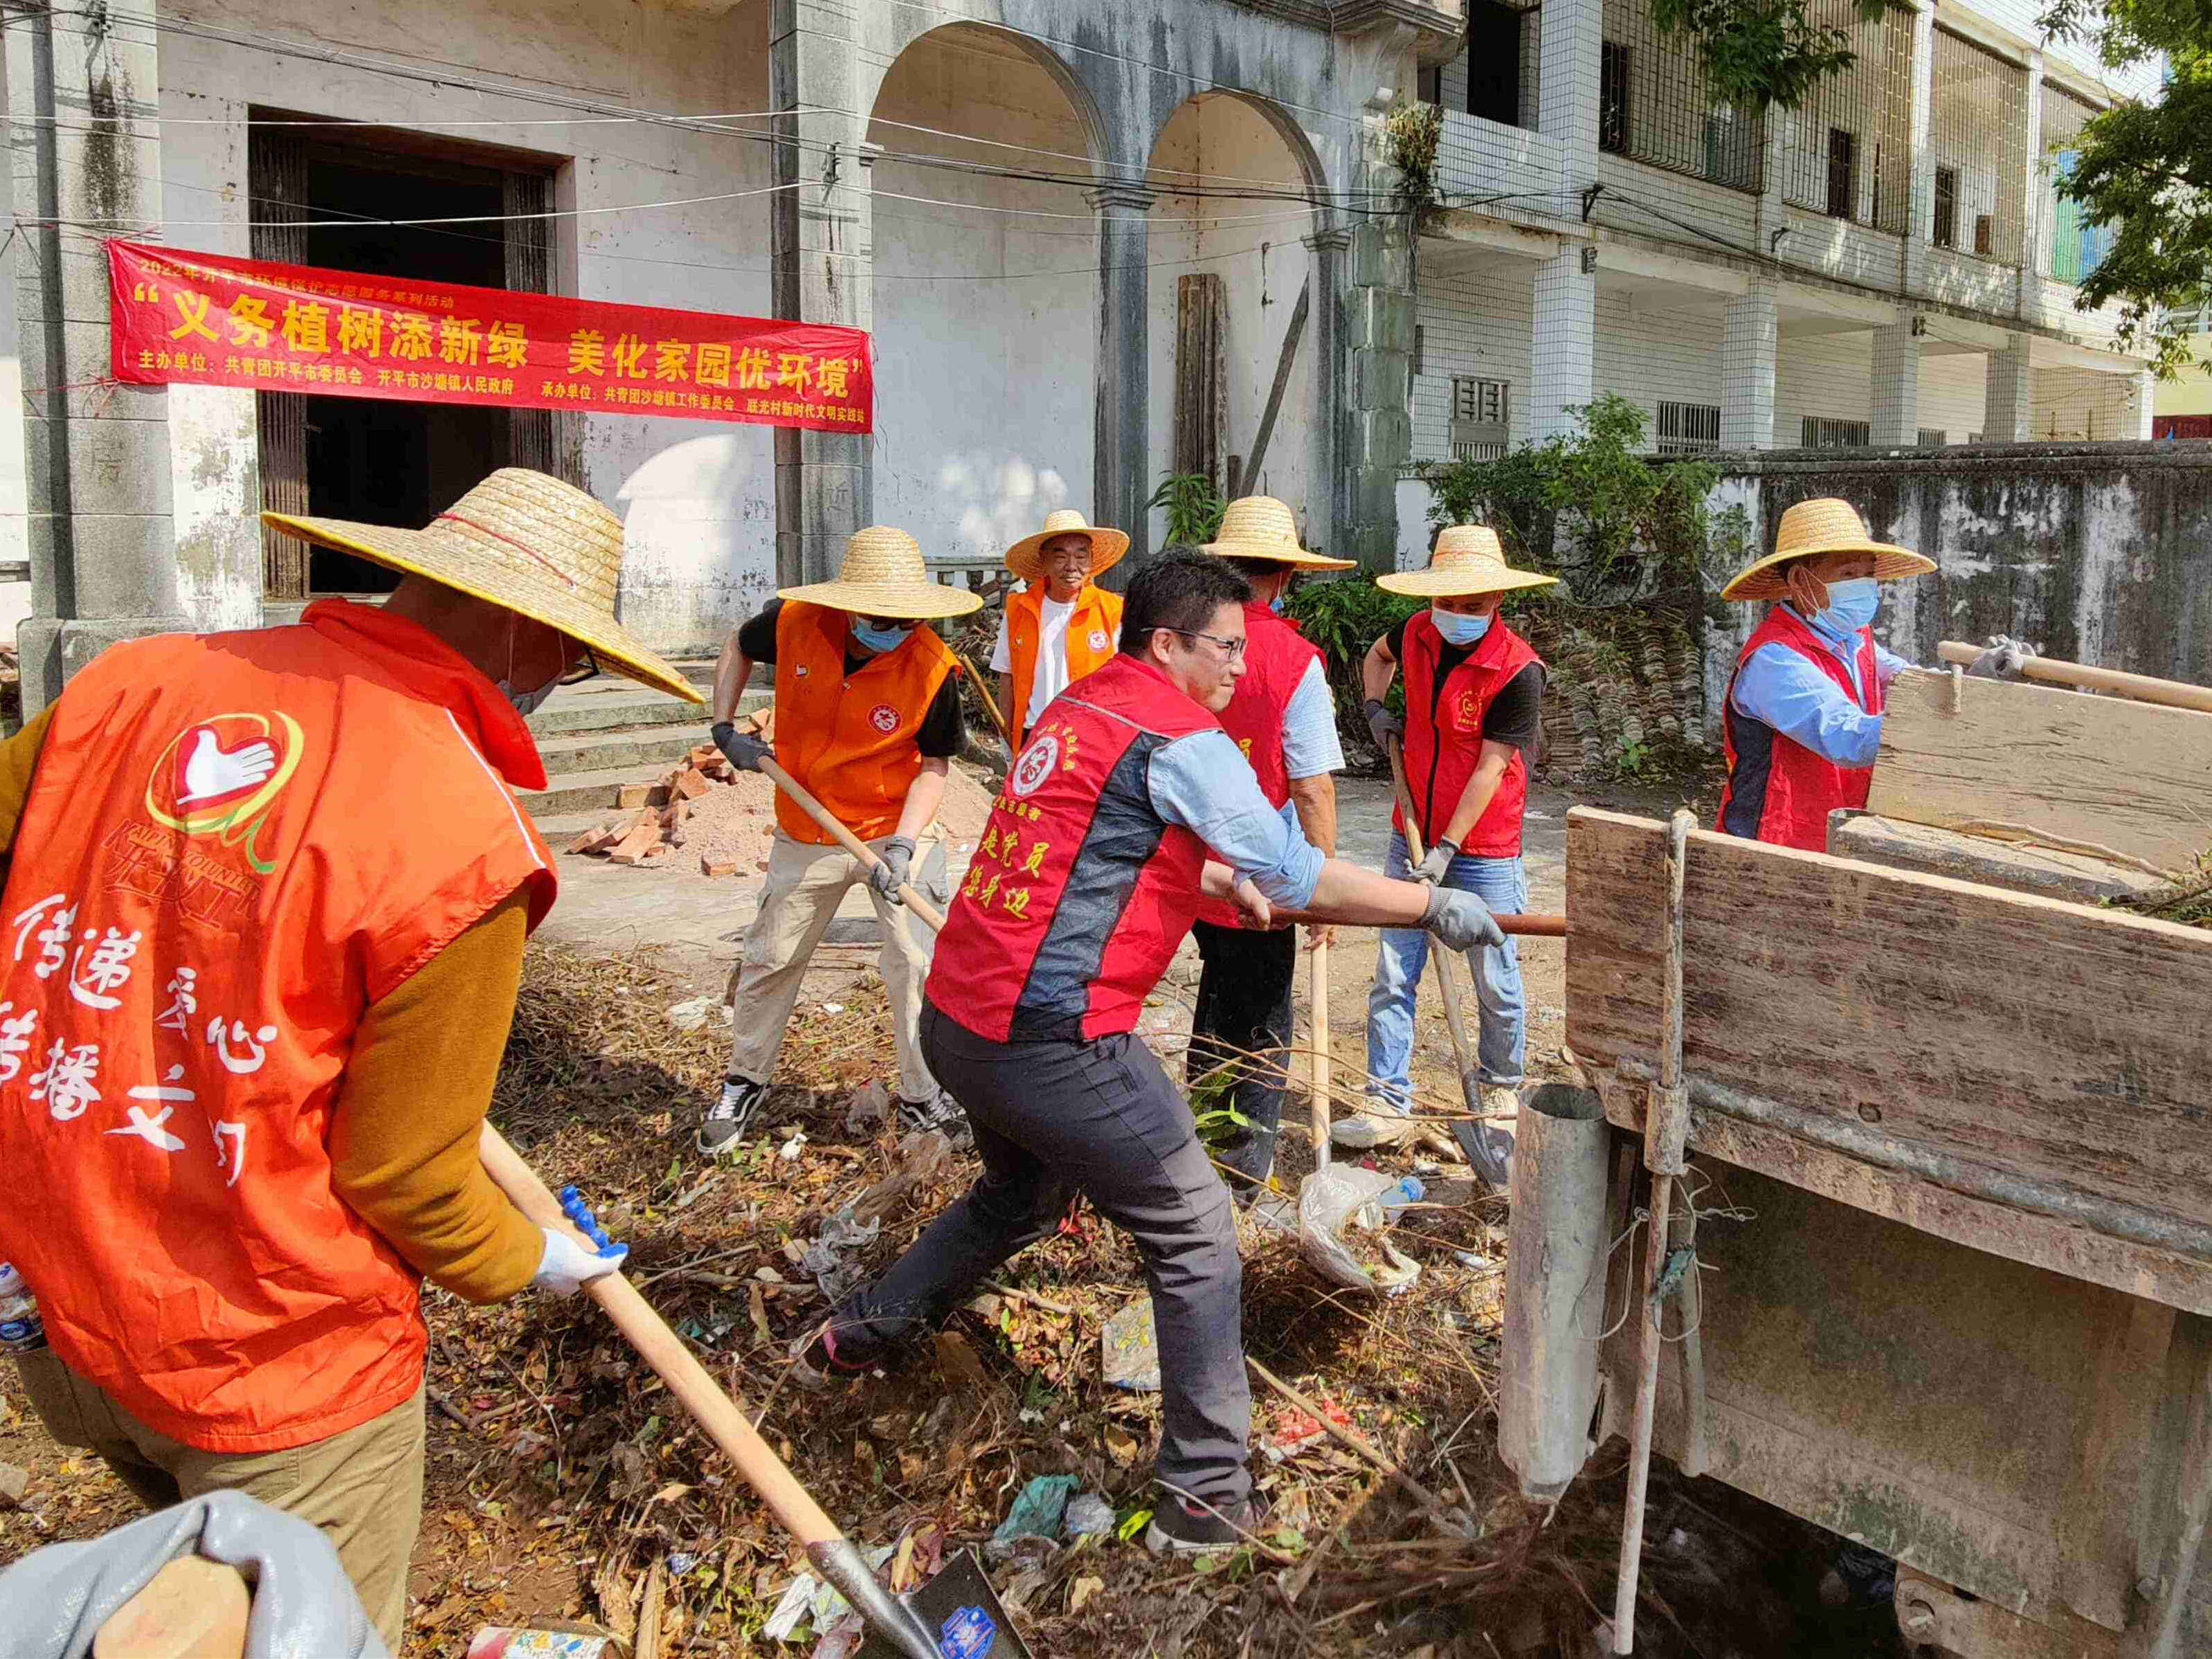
[0,759,1908,1658]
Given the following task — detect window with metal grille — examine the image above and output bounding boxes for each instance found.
[1918,427,1948,446]
[1599,40,1631,154]
[1929,27,2027,266]
[1656,401,1721,453]
[1826,129,1857,219]
[1801,416,1872,448]
[2040,84,2110,283]
[1778,0,1913,231]
[1451,377,1511,458]
[1597,1,1760,193]
[1933,167,1959,248]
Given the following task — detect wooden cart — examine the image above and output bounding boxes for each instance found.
[1503,660,2212,1656]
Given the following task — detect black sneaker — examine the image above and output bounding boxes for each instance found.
[1145,1496,1258,1554]
[788,1321,878,1391]
[698,1076,765,1155]
[896,1085,970,1146]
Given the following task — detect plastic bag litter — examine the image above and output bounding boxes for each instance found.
[1298,1165,1422,1296]
[798,1204,882,1303]
[988,1474,1080,1561]
[1064,1493,1115,1538]
[761,1543,896,1643]
[1101,1298,1160,1393]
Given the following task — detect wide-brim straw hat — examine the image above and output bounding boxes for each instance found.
[1376,524,1559,597]
[1198,496,1356,569]
[778,525,984,622]
[262,468,701,704]
[1005,509,1130,585]
[1722,497,1937,601]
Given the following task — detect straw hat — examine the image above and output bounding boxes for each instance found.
[1721,498,1936,601]
[1375,524,1559,597]
[777,525,985,622]
[1004,509,1130,585]
[262,468,700,704]
[1197,496,1356,570]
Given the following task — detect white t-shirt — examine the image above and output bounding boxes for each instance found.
[989,594,1079,728]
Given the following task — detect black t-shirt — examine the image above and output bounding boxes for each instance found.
[737,597,967,759]
[1386,615,1544,754]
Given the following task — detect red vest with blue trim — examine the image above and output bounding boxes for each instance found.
[1715,605,1885,852]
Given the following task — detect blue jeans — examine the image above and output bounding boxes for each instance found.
[1366,833,1527,1109]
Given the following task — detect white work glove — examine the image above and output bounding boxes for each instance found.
[1422,886,1505,952]
[869,835,917,903]
[532,1226,629,1297]
[1411,839,1458,885]
[1965,635,2038,681]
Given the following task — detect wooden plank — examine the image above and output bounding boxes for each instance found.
[1566,808,2212,1280]
[1235,277,1309,498]
[1829,811,2166,905]
[1869,667,2212,874]
[1172,273,1223,489]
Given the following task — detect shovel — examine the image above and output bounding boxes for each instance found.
[480,1126,1031,1659]
[1383,739,1515,1186]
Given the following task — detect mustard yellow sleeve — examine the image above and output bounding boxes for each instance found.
[0,705,60,864]
[329,887,543,1303]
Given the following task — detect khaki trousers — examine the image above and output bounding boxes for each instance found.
[727,828,944,1101]
[12,1348,424,1649]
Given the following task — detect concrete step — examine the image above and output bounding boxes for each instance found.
[534,726,706,779]
[530,809,615,844]
[527,682,763,739]
[521,765,670,818]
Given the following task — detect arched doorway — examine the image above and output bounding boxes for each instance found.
[867,25,1103,565]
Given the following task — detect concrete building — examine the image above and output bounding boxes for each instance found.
[0,0,1467,708]
[1402,0,2161,554]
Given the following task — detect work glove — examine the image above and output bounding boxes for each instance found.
[532,1186,628,1297]
[1965,635,2038,681]
[711,718,771,773]
[1422,885,1505,952]
[1411,838,1459,885]
[869,835,917,903]
[1363,698,1404,754]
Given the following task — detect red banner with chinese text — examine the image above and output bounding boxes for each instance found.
[107,239,873,433]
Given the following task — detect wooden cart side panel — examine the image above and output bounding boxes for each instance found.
[1869,668,2212,876]
[1565,808,2212,1267]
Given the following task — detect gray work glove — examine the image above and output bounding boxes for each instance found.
[711,718,770,773]
[1363,697,1404,754]
[1964,635,2038,681]
[1411,838,1458,885]
[869,835,917,903]
[1422,885,1505,952]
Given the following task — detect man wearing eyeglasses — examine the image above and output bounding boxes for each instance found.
[796,552,1505,1554]
[991,509,1127,753]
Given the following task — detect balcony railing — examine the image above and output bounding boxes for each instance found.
[1599,0,1761,193]
[2039,82,2111,284]
[1928,26,2027,264]
[1777,0,1913,233]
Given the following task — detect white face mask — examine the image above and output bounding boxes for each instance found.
[501,619,563,716]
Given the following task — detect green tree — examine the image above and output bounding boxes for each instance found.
[1651,0,1892,115]
[2035,0,2210,376]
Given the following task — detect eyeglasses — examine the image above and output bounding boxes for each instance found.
[560,648,602,687]
[1167,628,1247,661]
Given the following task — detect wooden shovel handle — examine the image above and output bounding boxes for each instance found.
[478,1124,844,1550]
[1308,933,1331,1169]
[756,754,950,931]
[1936,640,2212,714]
[94,1559,250,1659]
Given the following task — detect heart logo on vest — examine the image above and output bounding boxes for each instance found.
[868,704,899,734]
[1453,689,1485,732]
[1010,734,1059,797]
[1088,631,1110,653]
[145,711,305,874]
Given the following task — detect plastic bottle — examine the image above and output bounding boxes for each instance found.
[0,1262,48,1354]
[1378,1175,1426,1220]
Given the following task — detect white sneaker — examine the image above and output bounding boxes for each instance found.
[1332,1096,1413,1150]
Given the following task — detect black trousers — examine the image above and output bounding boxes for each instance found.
[1186,920,1298,1189]
[833,1000,1252,1511]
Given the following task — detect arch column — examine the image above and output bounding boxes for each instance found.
[770,0,873,586]
[1303,226,1350,561]
[1091,179,1154,573]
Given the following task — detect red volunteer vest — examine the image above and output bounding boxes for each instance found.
[1004,583,1123,750]
[1193,602,1323,930]
[1395,613,1542,858]
[1716,606,1885,852]
[772,602,957,844]
[927,655,1216,1042]
[0,601,555,1453]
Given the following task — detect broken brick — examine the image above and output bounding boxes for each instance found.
[701,855,741,878]
[617,783,653,809]
[673,767,712,801]
[608,822,662,865]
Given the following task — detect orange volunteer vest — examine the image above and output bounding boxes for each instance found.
[772,601,958,844]
[0,600,555,1453]
[1004,582,1123,749]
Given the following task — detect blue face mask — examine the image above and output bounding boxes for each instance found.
[1269,595,1286,615]
[851,617,913,655]
[1817,578,1880,635]
[1431,606,1492,647]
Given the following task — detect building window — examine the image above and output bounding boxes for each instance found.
[1450,377,1511,459]
[1826,129,1857,219]
[1656,401,1721,454]
[1917,427,1948,446]
[1417,64,1442,106]
[1974,213,1994,257]
[1599,42,1631,155]
[1466,1,1525,127]
[1801,416,1872,448]
[1933,167,1958,248]
[1411,325,1425,379]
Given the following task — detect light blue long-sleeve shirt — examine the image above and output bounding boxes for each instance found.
[1147,727,1326,909]
[1730,606,1912,768]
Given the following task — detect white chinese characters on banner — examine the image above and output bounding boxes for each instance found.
[213,1121,247,1188]
[30,1039,100,1121]
[69,927,143,1010]
[11,894,75,981]
[0,1001,37,1082]
[157,967,199,1034]
[206,1015,276,1076]
[107,1104,187,1153]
